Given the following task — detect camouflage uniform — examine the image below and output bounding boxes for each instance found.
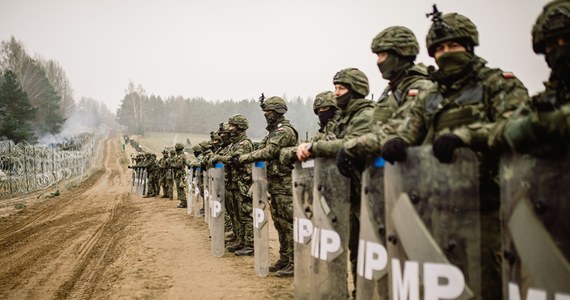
[166,149,176,199]
[238,97,298,272]
[140,153,158,197]
[382,12,530,300]
[506,0,570,157]
[343,26,435,157]
[158,150,169,198]
[280,91,340,166]
[213,115,255,255]
[501,2,570,297]
[172,143,188,207]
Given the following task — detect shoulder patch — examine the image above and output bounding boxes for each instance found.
[407,89,419,96]
[239,141,244,145]
[277,127,285,131]
[502,72,515,79]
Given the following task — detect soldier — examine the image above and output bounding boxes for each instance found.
[296,68,374,294]
[172,143,188,208]
[381,8,530,299]
[150,153,160,197]
[166,149,176,200]
[500,2,570,298]
[280,91,340,166]
[158,149,169,198]
[140,152,158,198]
[235,96,298,276]
[505,0,570,156]
[338,26,434,167]
[212,115,255,256]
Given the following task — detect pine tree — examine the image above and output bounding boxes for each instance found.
[0,70,37,143]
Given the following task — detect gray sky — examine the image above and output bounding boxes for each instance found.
[0,0,551,112]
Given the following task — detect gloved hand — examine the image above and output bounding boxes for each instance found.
[432,134,465,164]
[230,154,241,167]
[335,148,364,178]
[382,138,408,164]
[504,115,538,154]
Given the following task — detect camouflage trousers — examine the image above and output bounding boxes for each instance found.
[174,174,187,201]
[269,193,294,263]
[226,189,253,246]
[147,173,157,196]
[225,186,239,238]
[158,174,167,196]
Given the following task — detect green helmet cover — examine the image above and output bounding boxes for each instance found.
[332,68,370,97]
[228,114,249,130]
[532,0,570,54]
[371,26,419,57]
[312,91,337,114]
[426,12,479,57]
[261,96,288,113]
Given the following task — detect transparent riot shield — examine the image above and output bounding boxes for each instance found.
[385,146,480,299]
[204,168,210,225]
[252,161,269,277]
[210,163,225,257]
[130,167,136,193]
[310,157,350,299]
[357,157,388,300]
[501,152,570,298]
[194,167,203,218]
[292,159,315,299]
[187,167,193,215]
[141,168,148,196]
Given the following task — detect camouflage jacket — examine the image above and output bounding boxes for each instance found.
[344,63,435,156]
[311,97,375,157]
[529,80,570,139]
[240,119,298,194]
[385,56,530,151]
[216,132,254,193]
[280,111,341,165]
[170,152,188,178]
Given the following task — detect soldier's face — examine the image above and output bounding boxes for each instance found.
[545,37,568,54]
[376,52,388,64]
[228,124,238,134]
[334,84,348,97]
[433,41,466,59]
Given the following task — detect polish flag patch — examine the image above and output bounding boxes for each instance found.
[502,72,515,79]
[408,89,419,96]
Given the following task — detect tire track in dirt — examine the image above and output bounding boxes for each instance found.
[0,134,138,299]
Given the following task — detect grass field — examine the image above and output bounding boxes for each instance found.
[125,131,210,157]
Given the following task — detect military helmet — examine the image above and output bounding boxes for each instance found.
[191,144,202,153]
[332,68,370,97]
[162,149,168,154]
[175,143,184,151]
[426,12,479,57]
[371,26,420,57]
[144,152,152,157]
[312,91,337,114]
[169,149,176,155]
[228,114,249,130]
[210,131,222,142]
[261,96,288,113]
[532,0,570,54]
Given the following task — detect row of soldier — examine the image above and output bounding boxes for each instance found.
[130,2,569,299]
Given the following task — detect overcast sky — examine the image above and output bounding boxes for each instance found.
[0,0,551,112]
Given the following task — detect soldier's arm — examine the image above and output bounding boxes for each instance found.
[454,72,530,151]
[241,130,290,163]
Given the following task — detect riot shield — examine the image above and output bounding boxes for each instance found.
[385,146,480,300]
[501,152,570,299]
[204,168,210,225]
[194,167,203,218]
[357,156,388,300]
[141,168,147,196]
[187,167,193,215]
[210,163,225,257]
[310,157,350,299]
[252,161,269,277]
[292,159,315,299]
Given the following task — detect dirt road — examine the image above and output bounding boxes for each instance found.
[0,135,294,299]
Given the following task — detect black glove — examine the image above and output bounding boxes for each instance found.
[432,134,464,164]
[230,154,241,167]
[335,148,364,178]
[382,138,408,164]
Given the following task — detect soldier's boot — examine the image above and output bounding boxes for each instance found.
[268,260,289,272]
[177,201,187,208]
[275,263,294,277]
[234,245,254,256]
[226,242,244,253]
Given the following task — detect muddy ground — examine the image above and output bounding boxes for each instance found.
[0,134,294,299]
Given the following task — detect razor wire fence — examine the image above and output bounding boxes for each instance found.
[0,132,99,197]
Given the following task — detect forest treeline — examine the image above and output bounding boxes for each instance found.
[0,36,114,144]
[116,82,322,141]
